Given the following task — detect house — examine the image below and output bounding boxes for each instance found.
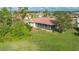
[71,12,79,28]
[35,12,44,18]
[29,18,56,32]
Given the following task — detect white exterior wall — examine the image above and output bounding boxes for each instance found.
[29,22,37,28]
[77,18,79,27]
[29,22,54,32]
[23,17,29,24]
[77,24,79,27]
[77,18,79,23]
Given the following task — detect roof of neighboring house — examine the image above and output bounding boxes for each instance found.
[30,18,56,25]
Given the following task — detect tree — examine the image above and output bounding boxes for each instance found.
[0,7,31,42]
[43,8,50,17]
[0,7,12,41]
[74,17,79,35]
[18,7,28,13]
[17,7,28,20]
[53,12,72,33]
[17,7,32,30]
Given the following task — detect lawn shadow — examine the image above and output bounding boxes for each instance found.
[73,32,79,36]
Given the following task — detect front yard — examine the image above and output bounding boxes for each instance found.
[0,30,79,51]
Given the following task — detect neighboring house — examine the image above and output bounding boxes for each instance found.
[35,12,44,18]
[76,17,79,27]
[71,12,79,28]
[29,18,56,32]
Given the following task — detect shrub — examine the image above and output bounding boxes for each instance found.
[9,21,31,40]
[1,21,31,42]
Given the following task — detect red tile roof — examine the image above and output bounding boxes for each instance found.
[31,18,56,25]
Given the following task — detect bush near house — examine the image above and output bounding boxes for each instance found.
[2,21,31,41]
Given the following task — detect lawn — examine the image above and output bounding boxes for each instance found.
[0,30,79,51]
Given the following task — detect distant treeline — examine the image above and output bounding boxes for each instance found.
[17,11,79,13]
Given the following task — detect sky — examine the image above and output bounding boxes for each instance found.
[28,7,79,11]
[1,7,79,12]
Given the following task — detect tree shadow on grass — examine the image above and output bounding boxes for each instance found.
[73,28,79,36]
[74,32,79,36]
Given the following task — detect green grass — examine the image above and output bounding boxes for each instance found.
[0,29,79,51]
[27,30,79,51]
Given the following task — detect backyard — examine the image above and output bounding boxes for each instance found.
[0,29,79,51]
